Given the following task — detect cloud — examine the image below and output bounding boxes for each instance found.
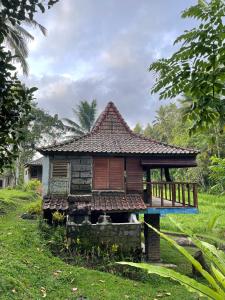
[23,0,197,128]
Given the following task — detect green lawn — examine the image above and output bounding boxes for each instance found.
[0,189,215,299]
[160,193,225,243]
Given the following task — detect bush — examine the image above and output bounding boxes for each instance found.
[209,156,225,194]
[27,199,42,215]
[23,179,42,194]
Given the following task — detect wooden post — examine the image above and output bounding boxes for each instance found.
[182,184,186,206]
[193,184,198,207]
[160,183,164,206]
[144,214,161,261]
[187,183,191,206]
[178,183,181,203]
[172,183,176,206]
[164,168,172,182]
[144,168,152,206]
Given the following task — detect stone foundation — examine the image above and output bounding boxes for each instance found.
[67,222,141,252]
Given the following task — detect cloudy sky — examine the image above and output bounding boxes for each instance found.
[23,0,196,128]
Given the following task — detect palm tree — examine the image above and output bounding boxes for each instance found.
[63,100,97,137]
[3,17,46,75]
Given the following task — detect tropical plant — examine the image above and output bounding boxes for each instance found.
[0,0,58,170]
[133,123,143,134]
[209,156,225,194]
[119,220,225,300]
[149,0,225,133]
[2,16,46,75]
[63,100,97,136]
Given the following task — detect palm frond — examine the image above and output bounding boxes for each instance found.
[5,29,29,75]
[14,24,34,41]
[24,17,47,36]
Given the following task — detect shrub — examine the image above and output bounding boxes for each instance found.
[52,211,65,225]
[27,199,42,215]
[209,156,225,194]
[23,179,42,194]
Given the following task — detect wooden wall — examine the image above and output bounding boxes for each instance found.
[126,158,143,192]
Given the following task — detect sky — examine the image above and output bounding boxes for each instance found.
[23,0,197,128]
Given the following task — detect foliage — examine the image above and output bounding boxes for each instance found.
[0,0,58,171]
[1,189,224,299]
[0,58,36,171]
[161,193,225,243]
[3,16,46,75]
[63,99,97,136]
[19,104,65,166]
[134,102,225,188]
[27,199,42,215]
[149,0,225,132]
[209,156,225,194]
[1,200,196,300]
[23,179,42,194]
[0,188,37,215]
[0,1,58,26]
[119,221,225,300]
[133,122,143,134]
[52,211,65,224]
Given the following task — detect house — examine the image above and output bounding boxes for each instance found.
[24,157,43,183]
[38,102,199,260]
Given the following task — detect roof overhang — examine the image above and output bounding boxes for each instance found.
[141,157,197,168]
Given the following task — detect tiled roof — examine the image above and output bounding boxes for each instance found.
[43,192,146,213]
[43,197,69,211]
[25,157,43,166]
[38,102,198,155]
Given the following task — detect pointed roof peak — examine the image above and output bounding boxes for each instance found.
[91,101,133,134]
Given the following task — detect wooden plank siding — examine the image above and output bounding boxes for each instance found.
[109,158,124,190]
[93,158,109,189]
[126,158,143,192]
[93,157,124,190]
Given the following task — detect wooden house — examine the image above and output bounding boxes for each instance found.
[38,102,199,260]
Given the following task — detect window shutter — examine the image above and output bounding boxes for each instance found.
[126,158,143,191]
[93,157,124,190]
[109,158,124,190]
[93,158,109,189]
[52,161,69,178]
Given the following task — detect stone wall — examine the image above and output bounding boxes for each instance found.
[67,222,141,252]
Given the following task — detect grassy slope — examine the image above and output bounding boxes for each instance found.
[161,193,225,241]
[0,189,204,300]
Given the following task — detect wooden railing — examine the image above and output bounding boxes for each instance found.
[144,181,198,208]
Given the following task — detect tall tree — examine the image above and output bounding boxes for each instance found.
[63,100,97,136]
[149,0,225,132]
[0,0,58,171]
[133,122,143,134]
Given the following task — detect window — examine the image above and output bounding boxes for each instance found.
[52,161,69,178]
[93,157,124,190]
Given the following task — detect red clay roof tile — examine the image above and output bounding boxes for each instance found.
[38,102,198,155]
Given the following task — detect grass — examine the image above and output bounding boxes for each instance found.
[0,189,37,215]
[0,189,216,299]
[160,193,225,243]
